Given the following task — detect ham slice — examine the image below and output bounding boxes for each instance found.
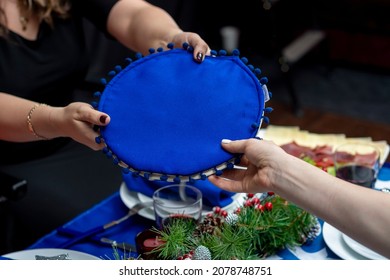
[281,142,379,168]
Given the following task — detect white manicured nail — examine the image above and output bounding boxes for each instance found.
[221,139,232,144]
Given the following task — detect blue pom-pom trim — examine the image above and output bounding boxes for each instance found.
[108,70,116,77]
[251,122,260,129]
[182,42,189,49]
[262,116,270,124]
[91,101,98,109]
[218,49,227,56]
[241,57,248,64]
[160,174,168,181]
[100,78,107,85]
[260,77,268,85]
[135,53,143,59]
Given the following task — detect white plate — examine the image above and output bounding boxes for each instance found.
[322,222,368,260]
[2,248,100,260]
[119,182,245,220]
[342,234,387,260]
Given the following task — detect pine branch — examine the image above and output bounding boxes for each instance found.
[130,193,319,260]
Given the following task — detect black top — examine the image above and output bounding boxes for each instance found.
[0,0,118,164]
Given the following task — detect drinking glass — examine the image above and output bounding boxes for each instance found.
[153,184,202,229]
[334,142,380,188]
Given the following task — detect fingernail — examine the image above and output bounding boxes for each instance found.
[196,52,204,62]
[99,115,107,124]
[222,139,232,144]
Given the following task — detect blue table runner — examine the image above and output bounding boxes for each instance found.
[27,163,390,260]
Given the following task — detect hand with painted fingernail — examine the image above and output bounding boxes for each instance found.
[169,31,210,63]
[48,102,111,151]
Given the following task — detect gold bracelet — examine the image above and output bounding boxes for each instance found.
[27,103,49,140]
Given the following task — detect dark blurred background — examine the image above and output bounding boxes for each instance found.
[82,0,390,126]
[3,0,389,256]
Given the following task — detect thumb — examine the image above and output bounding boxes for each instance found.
[221,139,249,154]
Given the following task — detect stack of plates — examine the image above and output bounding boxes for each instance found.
[322,222,387,260]
[119,182,246,220]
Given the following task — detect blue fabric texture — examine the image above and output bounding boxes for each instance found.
[122,172,236,207]
[97,47,268,182]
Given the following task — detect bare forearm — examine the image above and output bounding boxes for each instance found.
[274,154,390,257]
[0,93,51,142]
[107,0,182,54]
[0,93,108,150]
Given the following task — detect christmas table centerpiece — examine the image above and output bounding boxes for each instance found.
[135,192,320,260]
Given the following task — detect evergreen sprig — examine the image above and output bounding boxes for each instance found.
[149,218,197,259]
[206,224,259,260]
[142,193,319,260]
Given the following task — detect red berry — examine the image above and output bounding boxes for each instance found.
[251,197,260,205]
[267,191,275,196]
[247,193,254,198]
[234,207,241,214]
[220,210,228,217]
[213,206,221,214]
[256,204,264,212]
[244,200,252,207]
[265,202,273,211]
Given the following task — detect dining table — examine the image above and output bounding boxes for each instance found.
[23,162,390,261]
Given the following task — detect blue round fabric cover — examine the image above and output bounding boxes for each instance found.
[97,48,266,182]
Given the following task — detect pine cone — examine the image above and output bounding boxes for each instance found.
[194,215,223,236]
[305,219,321,243]
[301,218,321,244]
